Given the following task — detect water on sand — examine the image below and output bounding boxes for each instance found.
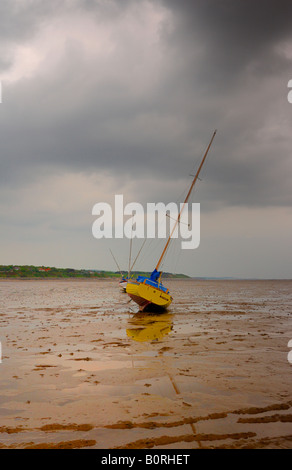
[0,279,291,449]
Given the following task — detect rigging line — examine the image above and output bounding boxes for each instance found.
[135,237,154,268]
[109,249,123,276]
[130,238,147,272]
[173,249,180,275]
[140,185,187,266]
[166,234,180,275]
[155,130,217,272]
[138,235,164,268]
[158,184,191,269]
[166,213,190,227]
[173,184,189,207]
[128,225,133,278]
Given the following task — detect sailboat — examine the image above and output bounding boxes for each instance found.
[126,130,217,312]
[119,276,129,292]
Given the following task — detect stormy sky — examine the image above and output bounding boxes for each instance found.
[0,0,292,278]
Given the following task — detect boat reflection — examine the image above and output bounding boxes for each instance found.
[126,313,173,342]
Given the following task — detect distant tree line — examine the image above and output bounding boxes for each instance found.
[0,265,188,279]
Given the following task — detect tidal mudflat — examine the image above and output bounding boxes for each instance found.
[0,279,291,449]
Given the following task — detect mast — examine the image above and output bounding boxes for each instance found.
[155,130,217,272]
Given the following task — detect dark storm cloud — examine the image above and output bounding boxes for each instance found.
[162,0,292,86]
[0,0,292,208]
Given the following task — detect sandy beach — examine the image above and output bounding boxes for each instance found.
[0,278,291,449]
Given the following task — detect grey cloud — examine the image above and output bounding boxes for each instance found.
[0,0,139,45]
[0,1,63,43]
[0,0,291,211]
[162,0,292,86]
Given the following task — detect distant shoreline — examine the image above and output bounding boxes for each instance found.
[0,277,118,281]
[0,265,291,281]
[0,277,291,282]
[0,265,189,280]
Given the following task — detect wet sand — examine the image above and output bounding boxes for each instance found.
[0,279,291,449]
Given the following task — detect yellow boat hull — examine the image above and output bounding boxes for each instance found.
[126,313,173,341]
[126,281,172,311]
